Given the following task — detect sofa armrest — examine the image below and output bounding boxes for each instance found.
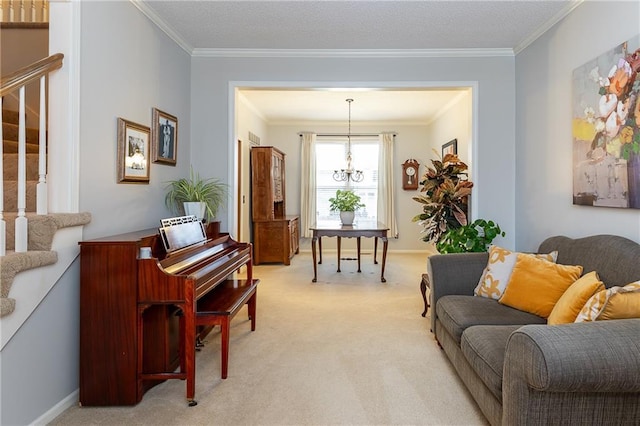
[427,252,488,333]
[503,319,640,424]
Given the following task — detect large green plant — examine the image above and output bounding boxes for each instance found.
[412,153,473,243]
[436,219,505,253]
[164,167,228,221]
[328,189,365,212]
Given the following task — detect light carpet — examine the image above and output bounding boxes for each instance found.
[51,251,486,425]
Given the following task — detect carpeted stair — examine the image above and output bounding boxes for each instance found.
[1,108,91,317]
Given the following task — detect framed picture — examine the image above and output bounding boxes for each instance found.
[151,108,178,165]
[572,36,640,209]
[117,117,150,183]
[442,138,458,157]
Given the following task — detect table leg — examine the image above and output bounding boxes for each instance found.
[373,237,379,264]
[318,236,322,264]
[311,235,318,282]
[337,236,341,272]
[357,237,361,272]
[380,237,388,282]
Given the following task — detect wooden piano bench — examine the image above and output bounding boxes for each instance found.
[195,278,260,379]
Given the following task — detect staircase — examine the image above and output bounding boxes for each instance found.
[1,54,91,349]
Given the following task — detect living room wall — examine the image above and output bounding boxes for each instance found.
[515,1,640,250]
[191,57,517,248]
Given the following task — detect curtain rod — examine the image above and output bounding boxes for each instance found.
[298,133,396,137]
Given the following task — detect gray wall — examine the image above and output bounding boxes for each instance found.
[515,1,640,250]
[78,1,192,240]
[191,56,517,247]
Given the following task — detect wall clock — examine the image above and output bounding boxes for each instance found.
[402,159,420,190]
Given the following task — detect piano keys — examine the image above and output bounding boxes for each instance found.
[79,219,258,406]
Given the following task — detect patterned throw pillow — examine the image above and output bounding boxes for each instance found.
[498,254,583,318]
[474,245,558,300]
[575,281,640,322]
[547,271,605,325]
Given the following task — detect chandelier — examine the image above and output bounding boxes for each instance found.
[333,98,364,183]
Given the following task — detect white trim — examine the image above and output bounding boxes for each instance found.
[514,0,584,54]
[30,389,78,426]
[48,0,81,213]
[130,0,193,54]
[194,48,514,58]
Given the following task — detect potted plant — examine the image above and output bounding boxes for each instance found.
[165,166,228,223]
[436,219,505,253]
[412,153,473,243]
[328,189,365,225]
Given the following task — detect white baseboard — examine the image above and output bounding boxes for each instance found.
[31,389,78,425]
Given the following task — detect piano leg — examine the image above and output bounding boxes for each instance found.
[220,318,231,380]
[248,290,257,331]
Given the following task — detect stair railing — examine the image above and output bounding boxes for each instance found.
[0,53,63,254]
[0,0,49,24]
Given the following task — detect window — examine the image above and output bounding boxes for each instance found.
[315,139,378,222]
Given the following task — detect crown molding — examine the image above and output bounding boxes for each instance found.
[514,0,584,54]
[130,0,194,54]
[191,48,514,59]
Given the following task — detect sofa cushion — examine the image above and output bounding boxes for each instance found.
[461,325,522,403]
[474,245,558,300]
[498,254,583,318]
[436,295,546,345]
[548,271,605,325]
[576,281,640,322]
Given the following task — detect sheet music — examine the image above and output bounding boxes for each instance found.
[159,215,207,253]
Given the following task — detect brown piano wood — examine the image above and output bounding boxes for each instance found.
[79,228,256,406]
[195,278,259,379]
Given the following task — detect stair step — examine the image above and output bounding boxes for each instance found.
[3,153,40,181]
[2,181,37,212]
[2,212,92,251]
[2,122,40,144]
[2,109,19,125]
[2,140,40,154]
[2,110,19,125]
[2,108,20,124]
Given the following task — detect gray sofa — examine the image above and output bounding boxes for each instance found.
[428,234,640,425]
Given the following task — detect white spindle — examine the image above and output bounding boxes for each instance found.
[15,86,28,252]
[9,0,14,22]
[37,76,47,214]
[19,0,25,22]
[31,0,36,22]
[42,0,47,22]
[0,97,5,256]
[0,2,4,23]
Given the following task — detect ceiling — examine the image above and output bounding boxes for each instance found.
[138,0,577,123]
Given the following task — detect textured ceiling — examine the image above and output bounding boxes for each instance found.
[139,0,574,51]
[137,0,576,123]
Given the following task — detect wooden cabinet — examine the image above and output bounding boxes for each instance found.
[251,146,299,265]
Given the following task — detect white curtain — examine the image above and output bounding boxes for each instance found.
[300,133,317,238]
[377,133,398,238]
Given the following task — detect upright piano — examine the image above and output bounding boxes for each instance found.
[79,217,257,406]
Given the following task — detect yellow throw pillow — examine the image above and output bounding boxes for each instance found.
[575,281,640,322]
[498,254,583,318]
[474,245,558,300]
[547,271,605,325]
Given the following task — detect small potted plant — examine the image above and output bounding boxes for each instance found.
[436,219,505,253]
[165,166,228,223]
[328,189,365,225]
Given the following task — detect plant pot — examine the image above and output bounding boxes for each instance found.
[183,201,206,220]
[340,211,355,226]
